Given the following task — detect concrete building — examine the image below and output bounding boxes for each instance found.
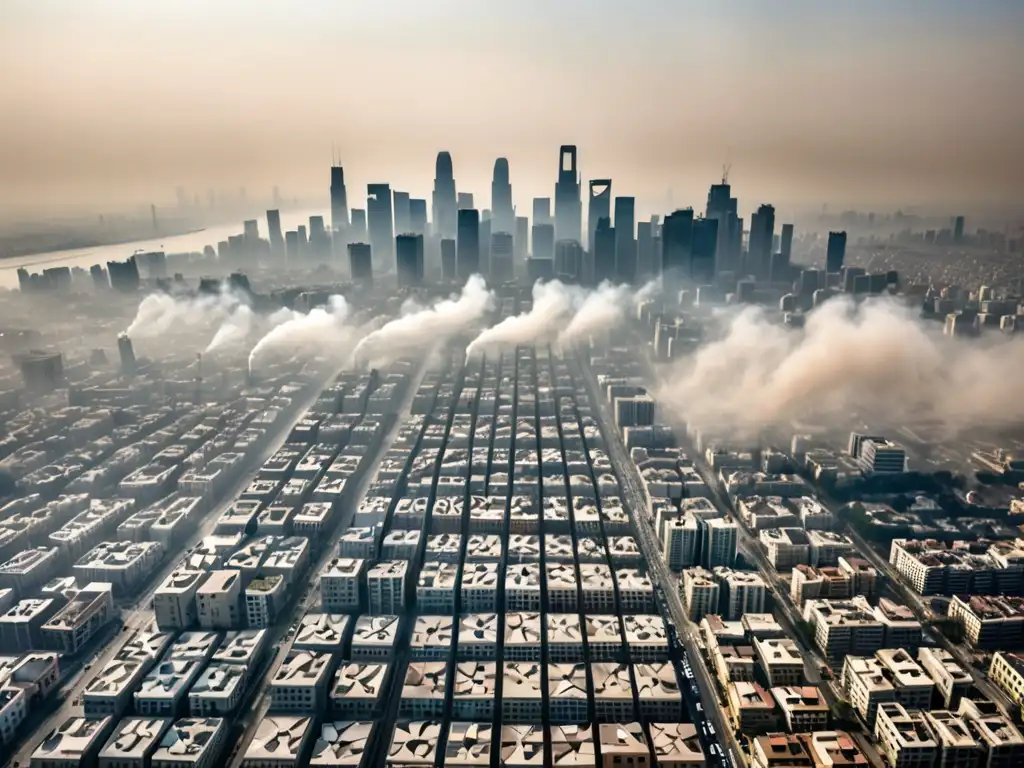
[245,575,286,629]
[349,614,400,662]
[97,717,171,768]
[752,733,814,768]
[308,722,373,767]
[386,721,441,767]
[319,558,366,614]
[502,661,545,722]
[663,515,699,571]
[150,717,227,768]
[211,630,267,668]
[805,598,885,663]
[599,723,649,768]
[450,661,498,721]
[0,547,61,598]
[713,567,767,619]
[761,528,810,570]
[874,703,938,768]
[30,716,114,768]
[948,596,1024,650]
[754,637,804,687]
[773,685,829,732]
[153,569,205,632]
[293,613,350,654]
[399,662,448,719]
[410,616,453,661]
[188,662,247,717]
[622,615,669,662]
[548,663,590,724]
[728,681,779,733]
[703,517,738,568]
[649,723,705,768]
[682,567,720,620]
[504,613,542,662]
[196,571,242,630]
[40,582,114,654]
[919,647,972,709]
[328,662,388,719]
[243,716,315,768]
[458,613,498,660]
[269,650,334,713]
[72,541,163,595]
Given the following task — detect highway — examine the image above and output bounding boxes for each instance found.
[575,357,738,768]
[5,369,349,768]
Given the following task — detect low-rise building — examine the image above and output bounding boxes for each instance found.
[799,731,868,768]
[135,658,203,717]
[754,637,804,687]
[805,598,885,663]
[548,663,591,724]
[958,698,1024,768]
[319,558,366,613]
[791,565,852,606]
[989,652,1024,710]
[0,547,61,598]
[72,541,163,595]
[0,598,59,652]
[245,575,286,629]
[773,685,829,732]
[874,703,938,768]
[195,571,242,630]
[948,595,1024,650]
[450,662,497,721]
[502,662,544,722]
[386,721,441,767]
[309,721,374,767]
[547,614,584,664]
[211,630,267,668]
[649,723,705,768]
[410,616,453,661]
[599,723,649,768]
[919,647,971,709]
[31,715,114,768]
[40,582,114,655]
[150,717,227,768]
[349,615,400,662]
[188,662,247,717]
[399,662,447,719]
[243,716,315,768]
[293,613,350,654]
[713,568,767,619]
[328,662,388,719]
[728,681,779,733]
[753,733,814,768]
[269,650,334,713]
[153,569,205,632]
[504,613,541,662]
[635,662,685,721]
[458,613,498,660]
[97,717,171,768]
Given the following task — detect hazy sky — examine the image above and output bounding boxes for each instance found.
[1,0,1022,219]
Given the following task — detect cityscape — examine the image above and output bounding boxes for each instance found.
[2,4,1024,768]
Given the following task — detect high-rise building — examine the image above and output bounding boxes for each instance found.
[457,192,474,210]
[266,210,284,255]
[243,219,260,246]
[490,232,514,284]
[532,223,555,261]
[703,517,738,569]
[457,208,480,279]
[491,158,515,235]
[826,231,847,274]
[554,145,582,244]
[396,234,424,287]
[117,334,137,374]
[367,184,394,266]
[953,216,965,243]
[532,198,552,226]
[409,199,427,235]
[527,257,555,283]
[691,217,719,284]
[587,180,612,250]
[348,243,372,285]
[614,196,636,284]
[330,165,349,234]
[780,223,794,262]
[393,191,411,236]
[593,217,616,285]
[285,231,299,263]
[308,215,330,263]
[706,182,741,274]
[350,209,367,243]
[440,239,457,280]
[636,221,654,279]
[514,216,529,264]
[748,204,776,280]
[432,151,458,239]
[661,208,694,286]
[555,239,582,282]
[479,217,492,278]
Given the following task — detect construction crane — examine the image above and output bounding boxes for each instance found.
[721,146,732,184]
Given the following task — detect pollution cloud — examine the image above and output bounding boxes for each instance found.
[126,286,242,339]
[467,279,585,358]
[352,274,494,368]
[655,294,1024,439]
[556,280,657,348]
[248,295,354,371]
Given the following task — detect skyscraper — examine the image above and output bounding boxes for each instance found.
[490,232,514,284]
[457,208,480,279]
[367,184,394,266]
[614,196,636,284]
[953,216,965,243]
[780,223,794,262]
[691,217,719,284]
[826,231,847,274]
[706,182,741,274]
[748,204,776,280]
[491,158,515,235]
[555,239,582,283]
[593,217,616,285]
[266,209,284,256]
[554,145,582,244]
[309,215,330,263]
[348,243,372,285]
[330,165,349,234]
[350,209,367,243]
[440,239,457,280]
[396,234,424,287]
[532,198,552,226]
[393,191,411,235]
[532,223,555,261]
[432,151,458,239]
[661,209,694,284]
[409,199,428,235]
[514,216,529,265]
[587,180,612,250]
[457,192,475,210]
[637,221,654,279]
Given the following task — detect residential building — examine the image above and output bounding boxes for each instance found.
[150,717,226,768]
[269,651,334,713]
[773,686,829,732]
[196,571,242,630]
[874,703,938,768]
[713,567,767,619]
[682,567,720,620]
[754,637,804,687]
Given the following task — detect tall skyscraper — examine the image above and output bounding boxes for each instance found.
[587,180,612,250]
[432,151,458,239]
[309,216,330,263]
[367,184,394,266]
[440,238,457,280]
[532,223,555,261]
[457,208,480,279]
[285,231,299,263]
[457,192,475,210]
[409,199,428,235]
[780,223,794,262]
[691,218,719,284]
[396,234,424,287]
[393,191,411,235]
[593,217,616,286]
[555,239,582,283]
[614,196,636,284]
[706,182,741,274]
[491,158,515,235]
[348,243,372,285]
[953,216,965,243]
[330,165,349,234]
[637,221,654,279]
[826,231,847,274]
[514,216,529,265]
[479,218,492,279]
[243,219,259,245]
[661,208,694,283]
[266,210,284,255]
[490,232,514,284]
[554,145,582,244]
[748,204,776,280]
[532,198,552,226]
[350,209,367,243]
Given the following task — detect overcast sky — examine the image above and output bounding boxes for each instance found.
[1,0,1022,219]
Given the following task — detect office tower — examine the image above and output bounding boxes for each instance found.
[532,197,552,226]
[393,190,411,235]
[554,145,582,244]
[243,219,259,246]
[432,152,458,239]
[614,196,636,284]
[826,231,847,274]
[457,192,475,210]
[555,239,582,282]
[409,198,427,235]
[532,223,555,262]
[441,239,457,280]
[285,231,299,263]
[457,208,480,279]
[527,258,555,283]
[780,223,794,262]
[367,183,394,266]
[514,216,529,264]
[117,334,137,374]
[705,182,740,273]
[661,208,694,286]
[90,264,108,290]
[309,215,330,263]
[350,209,367,243]
[348,243,372,285]
[396,234,424,287]
[266,210,284,255]
[748,204,776,280]
[637,221,654,279]
[330,165,349,234]
[587,180,612,249]
[593,217,616,285]
[479,218,492,277]
[691,217,719,284]
[703,517,738,568]
[491,158,515,235]
[490,232,514,284]
[297,225,308,249]
[953,216,965,243]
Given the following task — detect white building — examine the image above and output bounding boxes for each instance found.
[245,575,286,629]
[713,568,767,620]
[682,568,720,620]
[663,515,699,571]
[189,662,247,717]
[269,650,334,713]
[153,569,205,632]
[328,663,388,719]
[349,615,400,662]
[319,558,366,613]
[703,517,738,568]
[196,571,242,630]
[150,717,227,768]
[97,717,171,768]
[243,716,315,768]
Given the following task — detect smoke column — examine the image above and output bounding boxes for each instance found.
[556,281,638,348]
[204,305,255,353]
[466,279,584,358]
[656,294,1024,439]
[248,295,352,371]
[126,286,241,339]
[352,274,494,368]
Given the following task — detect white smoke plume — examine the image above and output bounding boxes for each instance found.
[556,281,639,348]
[126,286,241,339]
[248,295,354,371]
[204,305,255,353]
[655,294,1024,439]
[466,279,584,358]
[353,274,494,368]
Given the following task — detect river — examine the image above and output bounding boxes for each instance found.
[0,209,326,290]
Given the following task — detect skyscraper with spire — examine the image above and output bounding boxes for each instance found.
[330,161,348,235]
[432,151,458,240]
[554,145,582,244]
[490,158,514,235]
